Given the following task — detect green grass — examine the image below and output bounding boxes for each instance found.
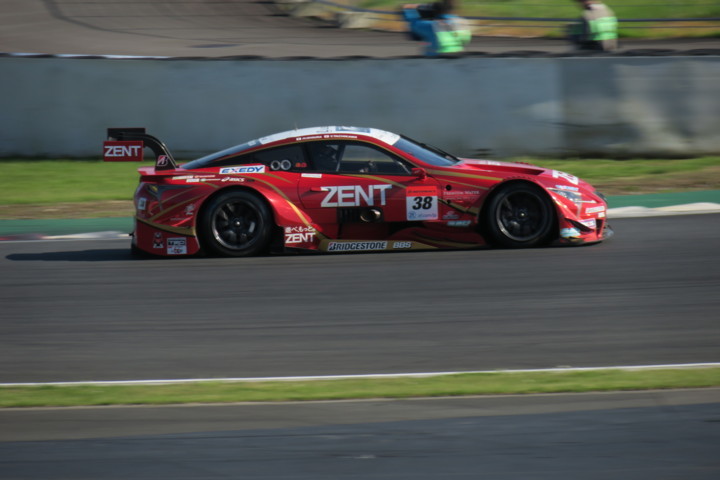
[0,159,153,204]
[528,157,720,183]
[1,157,718,206]
[362,0,720,38]
[364,0,720,19]
[1,368,718,408]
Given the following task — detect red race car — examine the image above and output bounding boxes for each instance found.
[104,126,612,257]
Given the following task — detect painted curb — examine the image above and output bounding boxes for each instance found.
[609,202,720,218]
[2,362,718,387]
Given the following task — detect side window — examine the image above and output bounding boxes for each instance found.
[307,142,342,172]
[338,144,411,175]
[213,145,306,172]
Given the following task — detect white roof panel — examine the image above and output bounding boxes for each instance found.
[258,126,400,146]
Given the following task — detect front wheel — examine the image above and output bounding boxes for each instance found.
[198,190,273,257]
[483,183,556,248]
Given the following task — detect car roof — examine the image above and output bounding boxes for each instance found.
[182,126,403,170]
[258,126,401,147]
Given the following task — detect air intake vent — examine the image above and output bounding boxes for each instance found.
[338,208,384,223]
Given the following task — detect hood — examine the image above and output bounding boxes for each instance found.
[455,158,596,194]
[456,158,547,176]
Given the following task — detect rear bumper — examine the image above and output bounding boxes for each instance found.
[133,218,201,256]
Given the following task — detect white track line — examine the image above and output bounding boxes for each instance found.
[608,203,720,218]
[2,363,718,387]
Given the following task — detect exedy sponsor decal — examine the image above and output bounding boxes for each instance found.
[320,185,392,207]
[220,165,266,174]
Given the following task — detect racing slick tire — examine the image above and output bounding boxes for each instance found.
[483,182,556,248]
[198,190,273,257]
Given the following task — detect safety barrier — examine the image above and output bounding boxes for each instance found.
[1,53,718,159]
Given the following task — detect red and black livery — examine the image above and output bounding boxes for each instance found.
[103,126,612,257]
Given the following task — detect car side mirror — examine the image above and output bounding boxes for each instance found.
[411,168,428,180]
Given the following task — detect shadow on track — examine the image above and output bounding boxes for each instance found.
[6,249,143,262]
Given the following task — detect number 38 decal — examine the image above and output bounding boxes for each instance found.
[412,196,434,210]
[406,186,438,221]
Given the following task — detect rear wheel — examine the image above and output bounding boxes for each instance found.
[483,183,555,248]
[199,190,272,257]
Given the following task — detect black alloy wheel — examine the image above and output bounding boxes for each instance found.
[199,190,272,257]
[483,183,555,248]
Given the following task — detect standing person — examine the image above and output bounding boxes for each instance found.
[402,0,472,56]
[568,0,618,51]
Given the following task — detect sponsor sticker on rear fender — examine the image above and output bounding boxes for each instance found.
[167,237,187,255]
[220,165,265,174]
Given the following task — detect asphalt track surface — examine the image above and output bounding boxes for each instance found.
[1,390,718,479]
[3,213,720,384]
[2,4,720,478]
[2,0,719,58]
[2,215,717,480]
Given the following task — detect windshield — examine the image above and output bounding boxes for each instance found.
[395,136,459,167]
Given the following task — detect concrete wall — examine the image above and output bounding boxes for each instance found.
[1,55,718,159]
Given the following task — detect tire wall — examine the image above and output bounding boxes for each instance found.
[0,56,718,158]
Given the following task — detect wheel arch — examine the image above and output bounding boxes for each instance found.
[197,186,274,223]
[196,185,283,251]
[478,179,559,245]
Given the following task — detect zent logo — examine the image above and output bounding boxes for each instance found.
[284,226,316,245]
[320,185,392,207]
[103,141,144,162]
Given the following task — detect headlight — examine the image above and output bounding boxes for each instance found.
[550,188,583,206]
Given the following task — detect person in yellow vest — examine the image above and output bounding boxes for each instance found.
[402,0,472,56]
[568,0,618,52]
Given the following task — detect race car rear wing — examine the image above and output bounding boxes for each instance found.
[103,128,178,171]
